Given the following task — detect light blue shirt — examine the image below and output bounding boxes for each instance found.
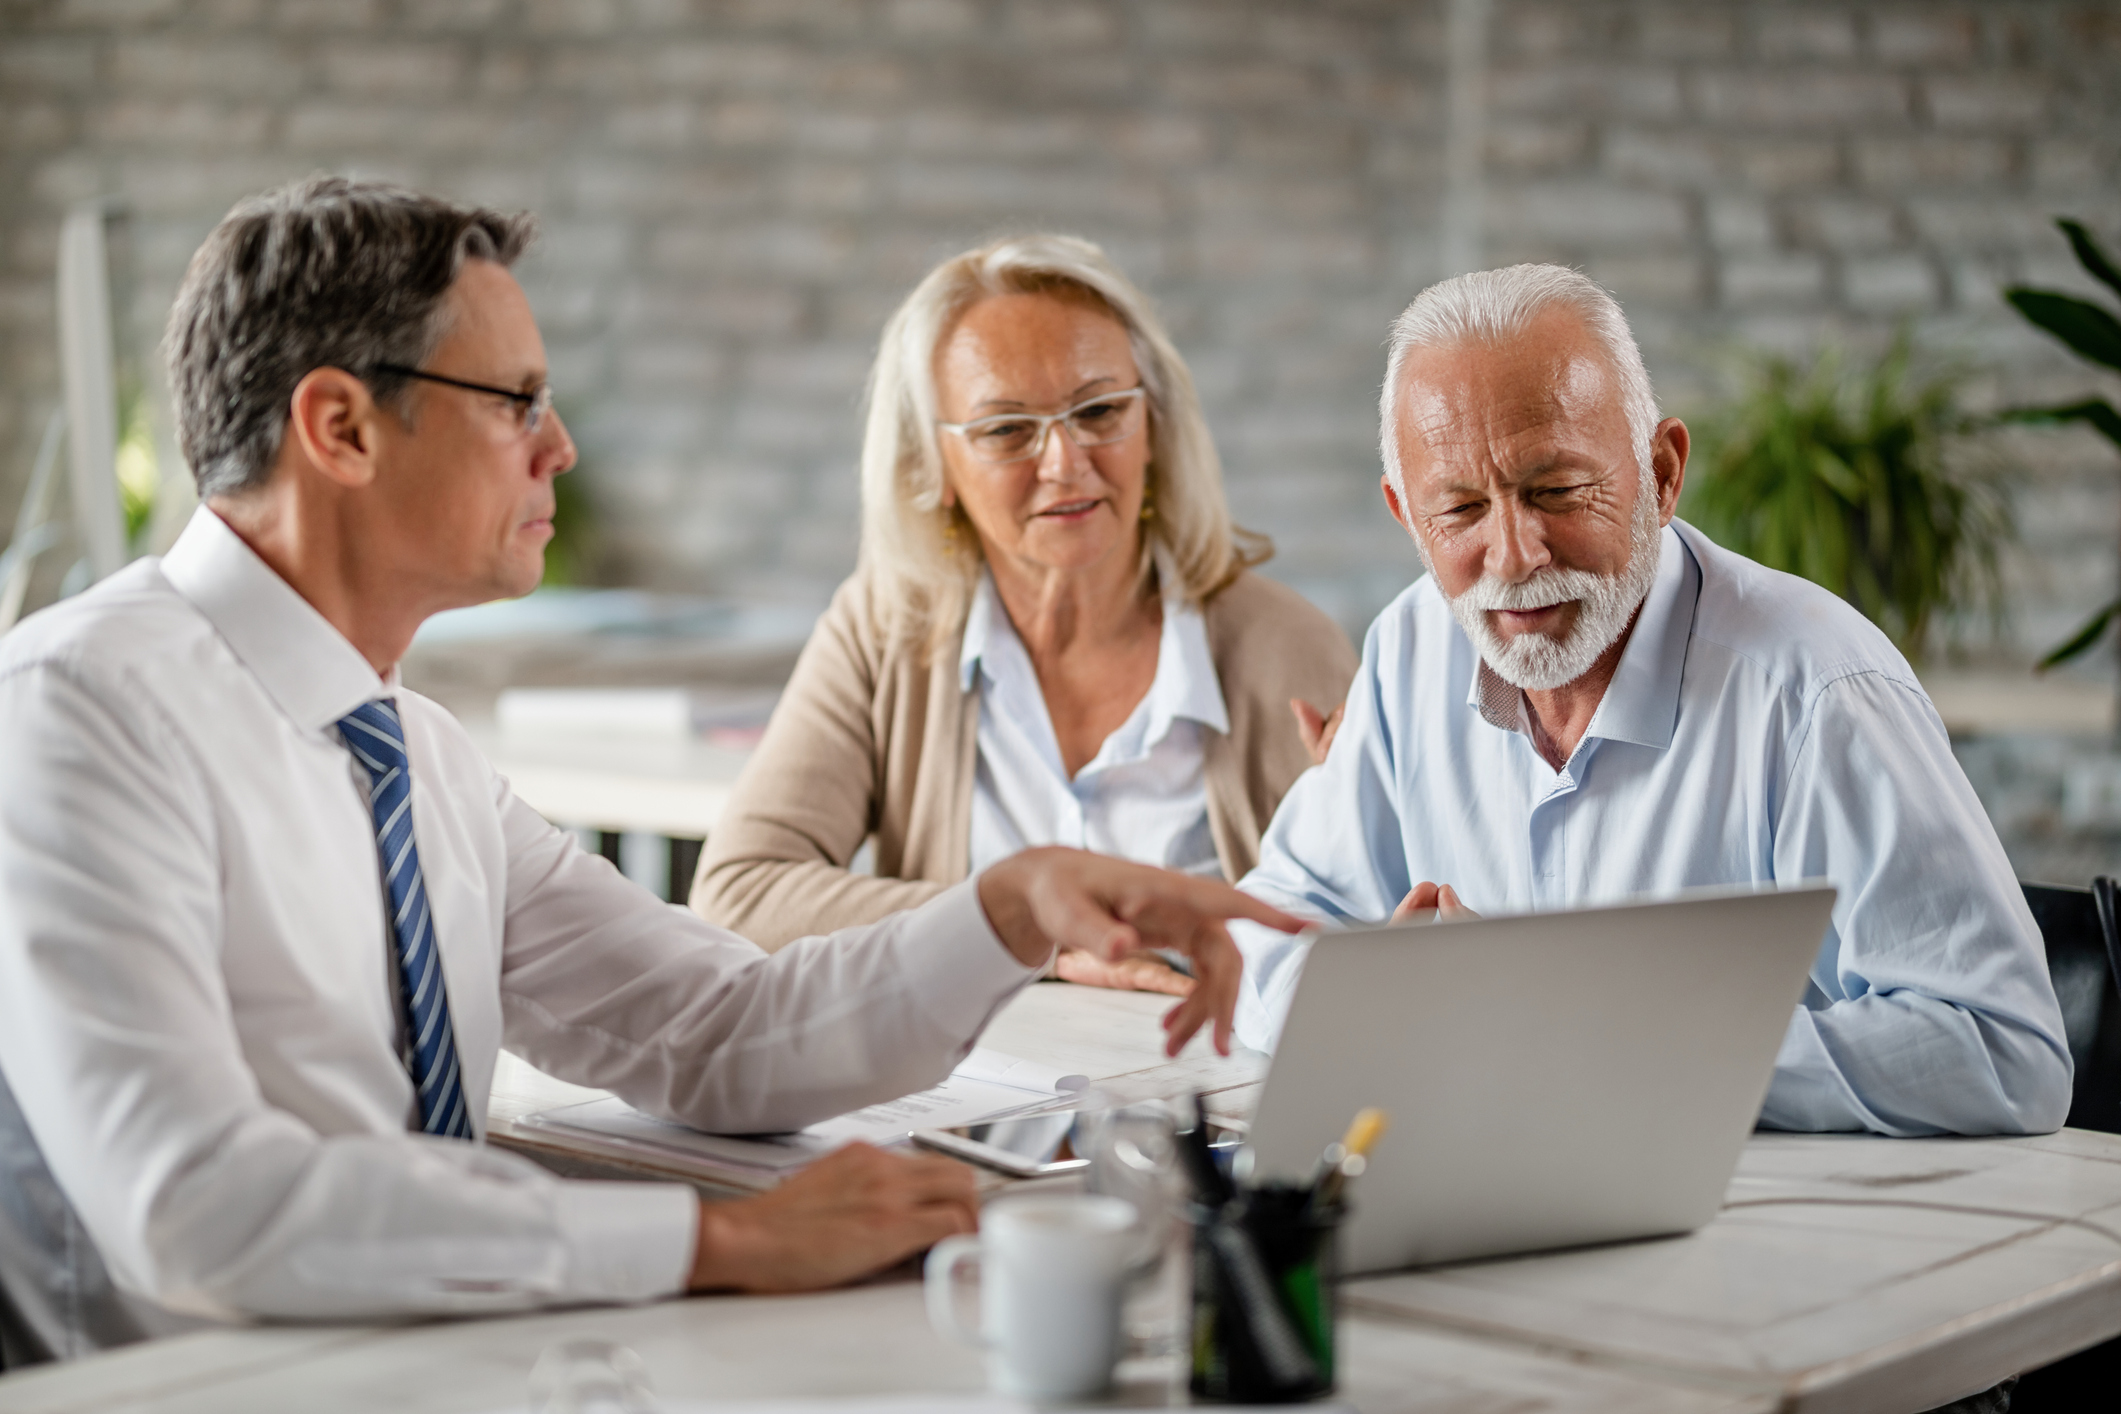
[961,562,1228,878]
[1235,521,2072,1137]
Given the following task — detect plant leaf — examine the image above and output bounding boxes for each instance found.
[2060,218,2121,304]
[2005,288,2121,372]
[1684,338,1996,665]
[2039,599,2121,671]
[1998,398,2121,452]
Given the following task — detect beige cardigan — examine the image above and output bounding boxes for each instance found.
[689,568,1360,950]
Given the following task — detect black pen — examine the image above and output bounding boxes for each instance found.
[1179,1091,1233,1205]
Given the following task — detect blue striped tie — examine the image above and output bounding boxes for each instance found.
[338,699,473,1141]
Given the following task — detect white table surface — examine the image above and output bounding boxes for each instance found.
[7,985,2121,1413]
[0,1279,1772,1414]
[1348,1127,2121,1414]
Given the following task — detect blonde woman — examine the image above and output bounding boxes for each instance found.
[689,235,1357,994]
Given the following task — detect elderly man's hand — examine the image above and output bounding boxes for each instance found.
[979,847,1305,1056]
[1291,698,1346,766]
[1390,881,1481,925]
[688,1142,979,1293]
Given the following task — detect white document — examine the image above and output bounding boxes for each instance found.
[952,1045,1090,1095]
[526,1048,1088,1174]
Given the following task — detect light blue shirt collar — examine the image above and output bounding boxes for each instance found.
[1463,525,1694,753]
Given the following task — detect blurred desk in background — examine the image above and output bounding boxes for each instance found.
[467,723,750,896]
[470,726,751,840]
[401,587,817,898]
[1921,667,2114,738]
[401,588,817,716]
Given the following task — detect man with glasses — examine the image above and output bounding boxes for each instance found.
[0,177,1294,1362]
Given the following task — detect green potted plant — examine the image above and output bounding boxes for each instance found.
[1681,337,2008,664]
[1997,218,2121,671]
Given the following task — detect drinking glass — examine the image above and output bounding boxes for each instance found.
[1074,1100,1191,1364]
[527,1338,659,1414]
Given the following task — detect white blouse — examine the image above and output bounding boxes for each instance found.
[963,561,1230,879]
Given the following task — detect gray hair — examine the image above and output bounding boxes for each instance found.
[163,176,536,499]
[1379,263,1659,501]
[857,232,1266,656]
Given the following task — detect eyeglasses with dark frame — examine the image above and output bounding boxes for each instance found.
[371,363,555,436]
[936,386,1147,465]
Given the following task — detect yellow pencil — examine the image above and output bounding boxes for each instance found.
[1314,1107,1389,1207]
[1342,1107,1388,1161]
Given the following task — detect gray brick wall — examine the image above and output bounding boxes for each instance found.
[2,0,2118,652]
[1474,2,2121,657]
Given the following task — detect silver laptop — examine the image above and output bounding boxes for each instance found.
[1245,882,1837,1275]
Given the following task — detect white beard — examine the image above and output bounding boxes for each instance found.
[1439,482,1664,693]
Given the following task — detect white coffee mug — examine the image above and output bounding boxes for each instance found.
[924,1193,1139,1402]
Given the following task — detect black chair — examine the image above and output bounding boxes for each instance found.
[2019,878,2121,1134]
[2008,879,2121,1410]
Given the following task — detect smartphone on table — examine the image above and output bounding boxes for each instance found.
[913,1112,1089,1177]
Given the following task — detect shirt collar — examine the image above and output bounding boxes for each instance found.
[159,506,391,734]
[957,549,1230,738]
[1142,566,1230,739]
[1464,522,1696,751]
[959,570,997,695]
[1589,523,1697,749]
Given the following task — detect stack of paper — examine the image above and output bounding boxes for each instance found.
[523,1048,1090,1177]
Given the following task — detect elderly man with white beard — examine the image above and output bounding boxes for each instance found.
[1232,264,2071,1137]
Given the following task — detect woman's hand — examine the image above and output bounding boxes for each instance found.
[1291,698,1346,766]
[1055,947,1194,996]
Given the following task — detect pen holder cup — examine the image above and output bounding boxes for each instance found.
[1187,1186,1342,1404]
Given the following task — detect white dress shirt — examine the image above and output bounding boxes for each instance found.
[0,508,1035,1345]
[963,563,1229,879]
[1233,521,2072,1137]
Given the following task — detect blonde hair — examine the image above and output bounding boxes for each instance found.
[856,233,1267,655]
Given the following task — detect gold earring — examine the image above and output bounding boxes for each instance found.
[1140,487,1156,523]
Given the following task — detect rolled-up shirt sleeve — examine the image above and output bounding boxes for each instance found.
[1764,671,2073,1136]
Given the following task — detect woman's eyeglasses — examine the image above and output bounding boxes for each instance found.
[937,387,1146,465]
